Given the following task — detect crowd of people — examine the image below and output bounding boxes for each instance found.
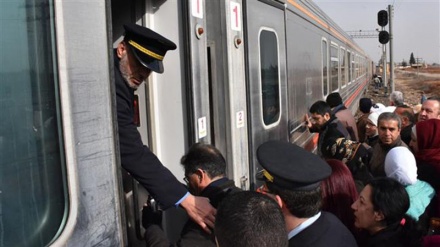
[298,90,440,247]
[114,24,440,247]
[139,92,440,247]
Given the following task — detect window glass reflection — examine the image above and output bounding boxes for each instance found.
[260,30,280,126]
[0,0,67,246]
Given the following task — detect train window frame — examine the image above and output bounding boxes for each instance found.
[1,0,70,246]
[340,47,347,89]
[347,50,352,85]
[258,27,281,128]
[351,53,355,82]
[321,38,329,98]
[330,42,339,93]
[355,54,357,79]
[362,57,366,76]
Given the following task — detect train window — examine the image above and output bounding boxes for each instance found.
[347,51,352,84]
[260,30,280,126]
[1,0,67,246]
[322,39,328,96]
[330,43,339,92]
[340,47,346,88]
[354,55,358,79]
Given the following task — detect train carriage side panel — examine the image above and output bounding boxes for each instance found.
[285,5,328,146]
[244,0,288,189]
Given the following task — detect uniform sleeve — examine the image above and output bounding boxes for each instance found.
[144,225,172,247]
[117,91,187,209]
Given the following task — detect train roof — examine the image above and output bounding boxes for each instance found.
[284,0,370,58]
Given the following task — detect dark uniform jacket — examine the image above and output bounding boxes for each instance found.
[114,51,187,209]
[144,178,241,247]
[288,211,357,247]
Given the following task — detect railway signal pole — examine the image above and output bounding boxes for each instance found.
[345,6,396,94]
[389,4,395,92]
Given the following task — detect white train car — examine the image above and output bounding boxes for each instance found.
[1,0,372,246]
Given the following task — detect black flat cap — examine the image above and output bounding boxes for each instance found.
[123,24,176,73]
[257,141,331,191]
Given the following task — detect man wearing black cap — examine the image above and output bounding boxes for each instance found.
[257,140,357,247]
[114,24,215,232]
[357,98,372,142]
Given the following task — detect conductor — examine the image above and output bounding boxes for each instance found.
[114,23,215,232]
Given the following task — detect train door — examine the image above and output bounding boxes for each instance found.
[244,0,288,188]
[181,0,250,187]
[202,0,250,188]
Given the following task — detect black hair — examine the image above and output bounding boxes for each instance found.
[309,101,331,116]
[369,178,409,226]
[268,184,322,218]
[180,143,226,178]
[215,191,288,247]
[359,98,373,114]
[326,93,343,108]
[367,178,423,246]
[378,112,402,129]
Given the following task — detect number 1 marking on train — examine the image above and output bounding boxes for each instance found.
[230,2,241,31]
[191,0,203,19]
[198,116,207,139]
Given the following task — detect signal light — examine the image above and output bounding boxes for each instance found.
[378,10,388,27]
[379,31,389,44]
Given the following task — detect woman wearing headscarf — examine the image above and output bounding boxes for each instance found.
[384,147,435,233]
[409,119,440,218]
[325,138,373,192]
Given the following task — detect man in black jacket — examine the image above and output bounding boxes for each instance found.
[144,143,241,247]
[114,24,215,232]
[304,100,350,158]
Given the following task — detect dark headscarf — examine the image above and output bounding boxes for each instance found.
[415,119,440,166]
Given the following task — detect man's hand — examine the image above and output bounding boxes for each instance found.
[303,113,312,128]
[180,194,216,234]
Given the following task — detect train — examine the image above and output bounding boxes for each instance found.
[1,0,373,246]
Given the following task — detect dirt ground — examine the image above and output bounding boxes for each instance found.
[364,66,440,107]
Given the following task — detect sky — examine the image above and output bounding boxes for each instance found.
[313,0,440,65]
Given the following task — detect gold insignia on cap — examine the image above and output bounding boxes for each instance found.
[128,40,164,61]
[263,170,274,182]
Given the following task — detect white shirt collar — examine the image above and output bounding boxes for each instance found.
[287,212,321,239]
